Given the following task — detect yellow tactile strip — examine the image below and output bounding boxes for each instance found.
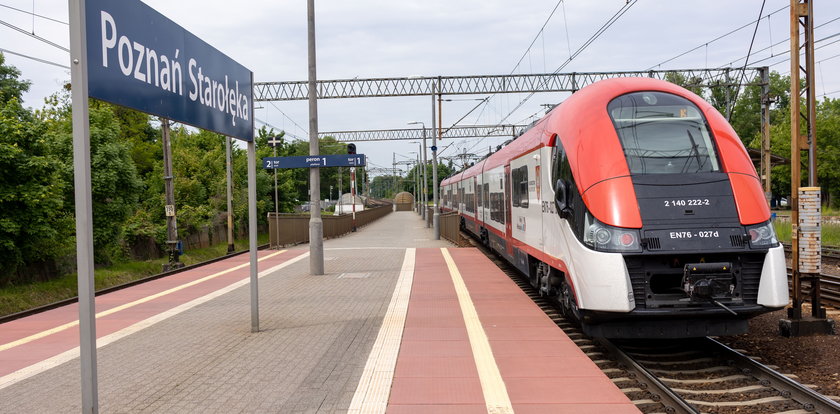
[441,247,514,414]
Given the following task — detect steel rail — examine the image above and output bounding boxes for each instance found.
[705,337,840,413]
[596,338,699,414]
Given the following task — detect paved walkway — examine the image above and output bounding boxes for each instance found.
[0,211,637,413]
[0,211,448,413]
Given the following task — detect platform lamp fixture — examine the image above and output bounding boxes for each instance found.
[408,121,429,227]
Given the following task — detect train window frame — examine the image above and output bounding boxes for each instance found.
[607,91,722,175]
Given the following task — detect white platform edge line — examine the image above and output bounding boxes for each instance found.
[0,251,310,391]
[347,248,415,414]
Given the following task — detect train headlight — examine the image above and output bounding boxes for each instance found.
[584,215,641,252]
[746,221,779,248]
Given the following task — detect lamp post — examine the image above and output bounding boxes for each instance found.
[408,121,428,227]
[409,150,419,213]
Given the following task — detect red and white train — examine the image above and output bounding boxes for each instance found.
[440,77,788,338]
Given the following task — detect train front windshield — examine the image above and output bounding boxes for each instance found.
[608,92,721,175]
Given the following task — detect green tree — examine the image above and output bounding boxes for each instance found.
[44,98,143,264]
[664,72,705,97]
[0,53,31,104]
[0,96,73,278]
[729,71,791,147]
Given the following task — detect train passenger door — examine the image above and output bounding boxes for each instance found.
[504,164,513,256]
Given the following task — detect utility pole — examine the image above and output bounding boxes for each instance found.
[307,0,324,275]
[161,118,182,270]
[759,68,772,204]
[225,136,235,253]
[432,79,441,240]
[392,153,397,198]
[781,0,832,336]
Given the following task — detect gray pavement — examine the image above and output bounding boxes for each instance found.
[0,211,450,413]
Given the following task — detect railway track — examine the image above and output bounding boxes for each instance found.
[468,233,840,413]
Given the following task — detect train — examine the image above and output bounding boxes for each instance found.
[439,77,788,338]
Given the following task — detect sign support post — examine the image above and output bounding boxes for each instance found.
[351,167,357,231]
[68,0,99,412]
[226,136,235,253]
[247,131,259,332]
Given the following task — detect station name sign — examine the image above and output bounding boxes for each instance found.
[263,154,366,169]
[85,0,254,141]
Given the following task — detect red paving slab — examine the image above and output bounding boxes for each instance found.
[387,247,640,413]
[0,249,305,378]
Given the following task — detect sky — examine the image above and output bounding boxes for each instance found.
[3,0,840,178]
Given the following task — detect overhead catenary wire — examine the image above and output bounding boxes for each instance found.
[0,3,68,25]
[0,47,69,69]
[728,0,767,120]
[0,18,69,52]
[646,4,787,70]
[438,0,568,157]
[461,0,639,157]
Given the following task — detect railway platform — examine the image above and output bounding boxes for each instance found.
[0,211,637,413]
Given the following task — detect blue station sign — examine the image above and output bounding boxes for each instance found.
[85,0,254,141]
[263,154,366,169]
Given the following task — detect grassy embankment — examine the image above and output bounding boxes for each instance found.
[0,234,268,317]
[771,209,840,246]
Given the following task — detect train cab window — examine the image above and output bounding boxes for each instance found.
[608,92,721,175]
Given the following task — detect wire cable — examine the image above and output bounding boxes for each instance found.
[728,0,767,120]
[646,4,787,70]
[0,3,68,25]
[0,18,68,52]
[0,47,68,69]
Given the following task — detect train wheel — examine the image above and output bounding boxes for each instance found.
[559,280,581,321]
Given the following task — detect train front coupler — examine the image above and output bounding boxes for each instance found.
[682,262,739,316]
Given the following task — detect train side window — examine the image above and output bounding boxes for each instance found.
[476,181,482,209]
[519,166,529,208]
[483,183,489,208]
[512,167,521,208]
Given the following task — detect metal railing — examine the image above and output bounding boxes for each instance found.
[267,205,392,247]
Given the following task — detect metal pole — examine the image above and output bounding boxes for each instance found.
[393,153,397,197]
[273,144,280,248]
[789,0,802,319]
[161,118,181,269]
[247,138,259,332]
[422,133,428,226]
[760,67,772,204]
[307,0,324,275]
[432,80,441,240]
[68,0,98,411]
[416,154,420,213]
[804,0,817,187]
[338,167,342,213]
[351,167,357,231]
[226,136,235,253]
